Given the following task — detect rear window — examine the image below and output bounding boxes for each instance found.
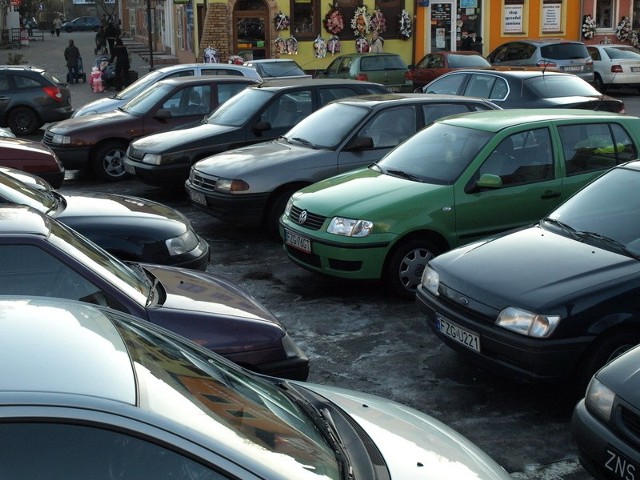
[603,47,640,59]
[525,75,598,97]
[361,55,407,71]
[540,43,590,60]
[256,61,305,77]
[447,54,491,68]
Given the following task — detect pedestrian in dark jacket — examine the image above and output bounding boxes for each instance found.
[109,37,130,91]
[105,21,117,55]
[64,39,81,84]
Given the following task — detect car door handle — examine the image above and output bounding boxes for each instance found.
[541,190,562,199]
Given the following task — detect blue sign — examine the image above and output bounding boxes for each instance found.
[461,0,477,7]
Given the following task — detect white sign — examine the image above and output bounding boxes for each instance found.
[504,6,523,33]
[436,27,446,49]
[542,4,561,32]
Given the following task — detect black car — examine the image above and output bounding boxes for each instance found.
[0,66,72,135]
[0,167,209,269]
[416,161,640,388]
[61,16,101,32]
[124,79,390,188]
[0,204,309,380]
[422,70,625,112]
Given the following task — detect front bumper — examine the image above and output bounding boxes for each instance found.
[124,158,191,188]
[45,144,92,170]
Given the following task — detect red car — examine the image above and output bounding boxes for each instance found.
[0,137,64,188]
[409,51,492,91]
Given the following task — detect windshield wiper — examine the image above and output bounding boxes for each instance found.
[542,217,580,240]
[289,137,318,149]
[574,230,640,259]
[385,169,422,182]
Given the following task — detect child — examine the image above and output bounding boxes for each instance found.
[90,66,104,93]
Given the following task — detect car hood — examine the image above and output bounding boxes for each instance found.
[0,137,56,156]
[131,122,237,153]
[598,345,640,406]
[73,96,124,117]
[49,109,133,133]
[299,382,510,479]
[433,225,639,310]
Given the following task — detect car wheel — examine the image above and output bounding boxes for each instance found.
[92,141,129,181]
[8,106,40,136]
[383,237,438,298]
[593,73,605,93]
[265,187,301,238]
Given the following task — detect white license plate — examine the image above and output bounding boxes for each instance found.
[189,190,206,206]
[604,446,638,480]
[436,315,480,352]
[563,66,582,72]
[124,162,136,175]
[387,86,400,92]
[284,229,311,253]
[632,67,640,72]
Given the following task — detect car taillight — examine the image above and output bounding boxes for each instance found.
[536,60,557,68]
[611,65,624,73]
[43,86,63,102]
[355,73,368,81]
[586,58,594,66]
[405,71,412,81]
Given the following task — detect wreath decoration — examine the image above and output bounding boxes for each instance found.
[274,12,290,31]
[355,37,369,53]
[324,5,344,35]
[582,14,596,40]
[313,35,327,58]
[370,9,386,34]
[399,9,412,40]
[327,35,341,54]
[616,16,632,41]
[286,36,299,55]
[632,30,640,48]
[351,6,371,38]
[274,36,287,55]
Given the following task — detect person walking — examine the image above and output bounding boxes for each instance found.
[64,39,81,84]
[53,16,62,37]
[109,37,130,91]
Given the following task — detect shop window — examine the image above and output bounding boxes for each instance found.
[595,0,617,29]
[634,0,640,28]
[290,0,320,39]
[375,0,401,38]
[542,0,563,34]
[335,0,361,39]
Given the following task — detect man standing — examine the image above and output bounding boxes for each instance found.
[64,39,81,84]
[53,16,62,37]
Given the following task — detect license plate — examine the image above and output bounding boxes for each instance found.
[387,86,400,92]
[124,162,136,175]
[604,445,639,480]
[632,67,640,72]
[563,66,582,72]
[188,190,206,206]
[436,315,480,352]
[284,229,311,253]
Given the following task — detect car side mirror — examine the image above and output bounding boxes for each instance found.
[346,136,374,151]
[476,173,502,189]
[154,108,172,120]
[252,121,272,134]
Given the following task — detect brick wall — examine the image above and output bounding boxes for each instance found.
[199,4,230,62]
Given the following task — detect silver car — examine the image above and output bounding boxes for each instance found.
[587,44,640,92]
[0,296,511,479]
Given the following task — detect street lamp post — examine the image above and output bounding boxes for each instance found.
[146,0,153,70]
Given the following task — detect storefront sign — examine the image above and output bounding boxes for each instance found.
[542,3,561,32]
[504,5,523,33]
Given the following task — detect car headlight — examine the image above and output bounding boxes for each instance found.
[165,230,199,256]
[141,153,164,165]
[420,266,440,296]
[215,178,249,193]
[585,377,616,422]
[327,217,373,237]
[50,133,71,145]
[495,307,561,338]
[284,197,294,217]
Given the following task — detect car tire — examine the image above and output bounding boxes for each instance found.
[8,106,40,136]
[265,187,301,238]
[383,237,438,298]
[92,141,129,181]
[593,73,605,93]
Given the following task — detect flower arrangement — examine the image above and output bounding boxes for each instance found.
[274,36,287,55]
[399,9,412,40]
[351,6,371,38]
[632,30,640,48]
[355,36,369,53]
[313,35,327,58]
[327,35,341,54]
[616,16,632,41]
[274,12,290,31]
[286,36,299,55]
[582,14,596,40]
[370,9,386,34]
[324,5,344,35]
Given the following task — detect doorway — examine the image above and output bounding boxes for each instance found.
[233,0,270,60]
[430,2,454,52]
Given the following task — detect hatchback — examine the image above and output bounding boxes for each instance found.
[0,65,72,135]
[44,76,258,181]
[318,53,414,92]
[61,16,101,32]
[280,109,640,297]
[409,51,492,91]
[486,39,594,83]
[587,44,640,92]
[0,137,65,188]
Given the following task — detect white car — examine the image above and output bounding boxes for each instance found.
[587,44,640,92]
[72,63,263,117]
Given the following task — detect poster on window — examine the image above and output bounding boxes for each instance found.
[542,4,561,32]
[503,5,523,33]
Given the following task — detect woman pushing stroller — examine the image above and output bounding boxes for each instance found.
[109,37,130,91]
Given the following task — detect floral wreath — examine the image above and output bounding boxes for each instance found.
[313,35,327,58]
[324,5,344,35]
[582,14,596,40]
[399,9,412,39]
[632,30,640,48]
[274,12,290,31]
[327,35,341,54]
[370,9,386,34]
[355,36,369,53]
[274,36,287,55]
[351,6,371,38]
[616,16,632,42]
[286,36,299,55]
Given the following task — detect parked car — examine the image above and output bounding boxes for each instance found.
[124,79,390,189]
[0,127,14,137]
[243,58,311,80]
[0,204,309,380]
[317,53,414,92]
[572,344,640,480]
[73,63,263,117]
[417,160,640,387]
[422,70,625,112]
[0,137,64,188]
[186,93,500,235]
[486,39,594,83]
[0,167,209,269]
[587,44,640,92]
[409,51,492,91]
[43,76,259,181]
[280,109,640,297]
[0,65,72,135]
[0,296,512,480]
[61,16,101,32]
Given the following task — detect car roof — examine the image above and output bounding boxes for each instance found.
[152,63,259,74]
[501,39,586,46]
[440,69,576,79]
[253,78,384,89]
[0,65,45,73]
[333,92,498,107]
[0,204,51,236]
[154,76,259,87]
[245,59,300,63]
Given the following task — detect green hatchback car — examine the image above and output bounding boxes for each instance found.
[280,109,640,297]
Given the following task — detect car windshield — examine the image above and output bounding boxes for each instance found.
[447,54,491,68]
[376,123,491,184]
[114,316,341,479]
[540,43,589,60]
[604,46,640,59]
[116,69,169,100]
[525,75,599,98]
[205,88,274,126]
[544,167,640,257]
[121,83,175,115]
[284,103,370,149]
[0,173,57,212]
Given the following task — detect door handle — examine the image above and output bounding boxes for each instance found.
[541,190,562,199]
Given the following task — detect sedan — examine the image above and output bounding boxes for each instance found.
[186,93,500,235]
[572,344,640,480]
[0,296,511,479]
[587,44,640,92]
[409,51,492,91]
[0,137,65,188]
[416,161,640,388]
[281,109,640,297]
[0,167,209,269]
[0,204,309,380]
[43,76,259,181]
[61,15,101,32]
[422,70,625,112]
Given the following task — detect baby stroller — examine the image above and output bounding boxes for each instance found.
[67,57,87,84]
[94,54,116,90]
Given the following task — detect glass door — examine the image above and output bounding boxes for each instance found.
[233,0,269,60]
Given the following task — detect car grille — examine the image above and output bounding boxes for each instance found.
[620,404,640,449]
[42,131,54,146]
[289,205,326,230]
[189,170,218,192]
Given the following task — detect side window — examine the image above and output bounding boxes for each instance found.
[489,78,509,100]
[290,0,320,39]
[325,58,341,75]
[464,74,495,98]
[163,86,207,116]
[338,58,352,74]
[202,69,241,76]
[216,83,248,105]
[425,73,466,94]
[0,422,226,479]
[429,54,444,68]
[478,128,554,186]
[13,74,40,89]
[560,123,632,176]
[165,70,195,79]
[0,73,9,91]
[263,90,312,128]
[318,87,360,106]
[422,103,482,125]
[359,106,417,148]
[587,47,601,61]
